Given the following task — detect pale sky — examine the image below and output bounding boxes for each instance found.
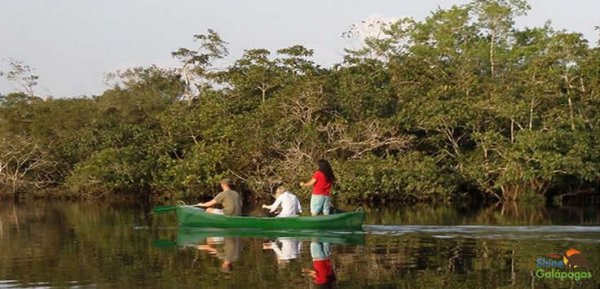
[1,0,598,98]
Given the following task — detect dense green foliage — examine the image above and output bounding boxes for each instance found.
[1,1,599,203]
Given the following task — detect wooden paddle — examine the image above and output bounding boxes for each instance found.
[153,239,177,248]
[153,204,202,214]
[152,206,177,214]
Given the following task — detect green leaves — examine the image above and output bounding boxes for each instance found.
[171,29,229,69]
[2,0,599,204]
[65,146,151,198]
[334,153,456,203]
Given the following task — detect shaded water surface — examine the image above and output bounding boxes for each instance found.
[0,202,598,289]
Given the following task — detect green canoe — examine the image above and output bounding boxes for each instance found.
[175,205,365,230]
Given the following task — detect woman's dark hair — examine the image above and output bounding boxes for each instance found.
[317,159,336,183]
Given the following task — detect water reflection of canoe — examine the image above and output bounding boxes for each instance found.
[176,206,365,230]
[175,227,365,245]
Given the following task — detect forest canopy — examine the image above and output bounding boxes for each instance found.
[1,0,599,204]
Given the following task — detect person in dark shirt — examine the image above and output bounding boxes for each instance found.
[195,178,243,216]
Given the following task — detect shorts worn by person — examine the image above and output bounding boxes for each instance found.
[310,194,331,215]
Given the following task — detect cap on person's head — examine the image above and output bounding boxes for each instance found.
[219,178,232,186]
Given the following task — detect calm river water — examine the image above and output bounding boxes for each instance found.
[0,201,598,289]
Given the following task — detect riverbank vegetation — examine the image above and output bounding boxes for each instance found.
[1,0,599,204]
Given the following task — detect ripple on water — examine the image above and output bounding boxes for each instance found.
[363,225,600,243]
[0,280,95,288]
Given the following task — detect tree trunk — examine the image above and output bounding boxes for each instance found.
[510,118,515,143]
[564,75,575,130]
[529,99,535,130]
[490,31,496,78]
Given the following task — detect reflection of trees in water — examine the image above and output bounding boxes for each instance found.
[476,201,600,225]
[478,202,552,225]
[0,203,599,289]
[370,202,599,226]
[0,202,148,287]
[336,234,600,289]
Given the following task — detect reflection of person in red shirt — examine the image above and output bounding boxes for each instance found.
[300,159,336,215]
[303,242,336,289]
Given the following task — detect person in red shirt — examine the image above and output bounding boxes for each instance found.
[300,159,336,215]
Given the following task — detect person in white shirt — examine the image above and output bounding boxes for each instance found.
[262,186,302,217]
[263,237,302,267]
